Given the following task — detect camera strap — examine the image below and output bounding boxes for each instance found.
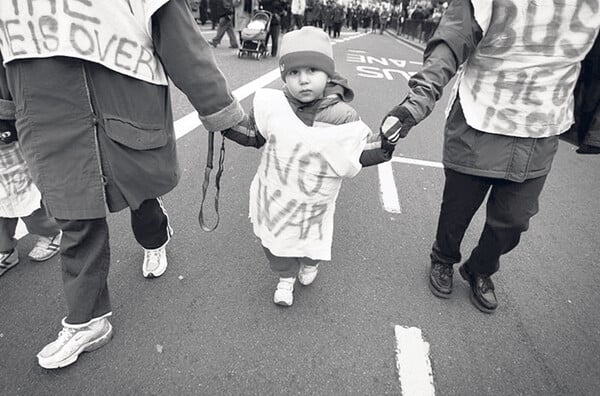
[198,131,225,232]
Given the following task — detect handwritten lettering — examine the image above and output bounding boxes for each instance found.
[0,1,167,84]
[255,139,331,240]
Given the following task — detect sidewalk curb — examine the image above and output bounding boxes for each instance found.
[385,30,426,52]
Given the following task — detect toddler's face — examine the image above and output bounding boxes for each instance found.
[285,67,329,103]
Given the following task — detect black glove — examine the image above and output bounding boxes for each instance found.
[0,119,17,144]
[380,104,417,144]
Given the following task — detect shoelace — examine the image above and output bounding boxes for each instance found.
[56,327,77,344]
[480,277,495,293]
[145,249,162,264]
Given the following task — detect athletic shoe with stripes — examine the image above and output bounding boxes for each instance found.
[142,197,173,278]
[37,317,113,369]
[0,249,19,277]
[28,231,62,262]
[273,277,295,307]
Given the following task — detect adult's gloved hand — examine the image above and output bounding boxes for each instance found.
[379,104,417,144]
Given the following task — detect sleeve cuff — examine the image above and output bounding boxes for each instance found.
[198,99,245,132]
[0,99,16,120]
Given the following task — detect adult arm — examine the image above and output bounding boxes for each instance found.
[380,0,483,141]
[152,0,244,132]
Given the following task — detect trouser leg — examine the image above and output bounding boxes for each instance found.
[213,16,228,43]
[225,24,238,46]
[263,246,300,278]
[430,169,491,267]
[0,217,18,252]
[21,202,60,238]
[130,198,171,250]
[464,175,548,276]
[57,217,111,325]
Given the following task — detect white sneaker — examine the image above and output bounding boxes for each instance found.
[0,249,19,277]
[142,245,168,278]
[298,263,319,286]
[37,318,113,369]
[28,231,62,262]
[274,277,295,307]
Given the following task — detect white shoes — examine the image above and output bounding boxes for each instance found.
[274,277,295,306]
[142,245,168,278]
[273,265,320,306]
[298,264,319,286]
[37,317,113,369]
[28,231,62,262]
[142,218,173,278]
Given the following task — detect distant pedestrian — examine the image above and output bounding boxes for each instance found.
[223,27,395,306]
[209,0,240,48]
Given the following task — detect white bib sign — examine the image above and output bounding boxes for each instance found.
[0,0,169,85]
[455,0,600,138]
[250,89,370,261]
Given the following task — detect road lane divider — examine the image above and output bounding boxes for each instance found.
[394,325,435,396]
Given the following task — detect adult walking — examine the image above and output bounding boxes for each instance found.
[209,0,239,48]
[0,0,245,368]
[380,0,600,313]
[260,0,285,56]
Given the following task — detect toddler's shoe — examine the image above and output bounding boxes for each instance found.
[274,277,295,306]
[298,263,319,286]
[37,317,113,369]
[0,249,19,277]
[28,231,62,262]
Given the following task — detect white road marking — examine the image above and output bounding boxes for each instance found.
[394,325,435,396]
[15,220,28,239]
[378,156,443,214]
[391,156,443,168]
[378,161,402,213]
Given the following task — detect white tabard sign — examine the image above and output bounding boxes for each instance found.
[0,0,170,85]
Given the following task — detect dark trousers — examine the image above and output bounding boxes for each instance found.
[213,15,238,46]
[0,203,60,252]
[266,23,281,56]
[263,246,320,278]
[430,169,547,276]
[57,198,170,325]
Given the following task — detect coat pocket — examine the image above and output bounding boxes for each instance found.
[103,116,168,150]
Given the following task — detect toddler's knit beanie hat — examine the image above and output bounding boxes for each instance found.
[279,26,335,80]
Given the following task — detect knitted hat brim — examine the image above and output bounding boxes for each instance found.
[279,51,335,81]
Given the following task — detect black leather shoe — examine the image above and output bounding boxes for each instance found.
[208,40,217,48]
[459,265,497,313]
[429,262,453,298]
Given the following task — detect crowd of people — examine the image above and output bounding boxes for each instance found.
[188,0,448,38]
[0,0,598,374]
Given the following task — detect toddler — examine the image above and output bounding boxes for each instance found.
[224,27,394,306]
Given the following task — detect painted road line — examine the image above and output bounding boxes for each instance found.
[394,325,435,396]
[378,161,402,213]
[379,156,443,214]
[391,157,443,168]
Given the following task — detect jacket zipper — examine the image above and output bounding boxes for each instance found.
[81,65,108,208]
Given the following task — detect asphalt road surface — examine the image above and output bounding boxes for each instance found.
[1,26,599,395]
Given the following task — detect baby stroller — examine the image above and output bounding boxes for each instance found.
[238,10,272,60]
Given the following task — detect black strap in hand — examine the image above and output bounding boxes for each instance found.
[198,131,226,232]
